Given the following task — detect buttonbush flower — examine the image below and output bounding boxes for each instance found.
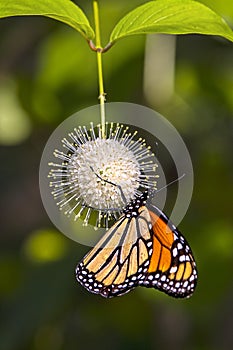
[48,123,158,228]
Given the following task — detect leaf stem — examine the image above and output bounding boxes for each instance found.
[93,0,106,138]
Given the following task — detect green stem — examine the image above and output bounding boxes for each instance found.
[93,0,106,138]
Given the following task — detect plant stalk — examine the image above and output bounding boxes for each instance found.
[93,0,106,138]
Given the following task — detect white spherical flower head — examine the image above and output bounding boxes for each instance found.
[69,138,140,209]
[48,123,158,228]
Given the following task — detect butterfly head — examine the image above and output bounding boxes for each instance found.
[123,190,149,218]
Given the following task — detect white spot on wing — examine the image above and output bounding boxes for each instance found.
[173,248,178,257]
[170,266,178,273]
[177,243,183,250]
[179,255,186,262]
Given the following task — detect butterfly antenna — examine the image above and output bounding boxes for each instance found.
[89,166,127,204]
[154,173,186,194]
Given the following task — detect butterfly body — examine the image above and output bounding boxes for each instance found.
[76,191,197,298]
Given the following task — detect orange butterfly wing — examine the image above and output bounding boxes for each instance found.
[139,205,197,298]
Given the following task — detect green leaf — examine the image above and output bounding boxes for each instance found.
[110,0,233,43]
[0,0,94,41]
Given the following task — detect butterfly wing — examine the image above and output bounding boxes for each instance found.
[140,205,197,298]
[76,190,197,299]
[75,205,154,298]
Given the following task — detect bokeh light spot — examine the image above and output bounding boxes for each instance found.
[23,229,68,263]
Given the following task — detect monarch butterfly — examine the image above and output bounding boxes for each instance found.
[75,190,197,298]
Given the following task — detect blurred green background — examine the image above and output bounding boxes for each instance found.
[0,1,233,349]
